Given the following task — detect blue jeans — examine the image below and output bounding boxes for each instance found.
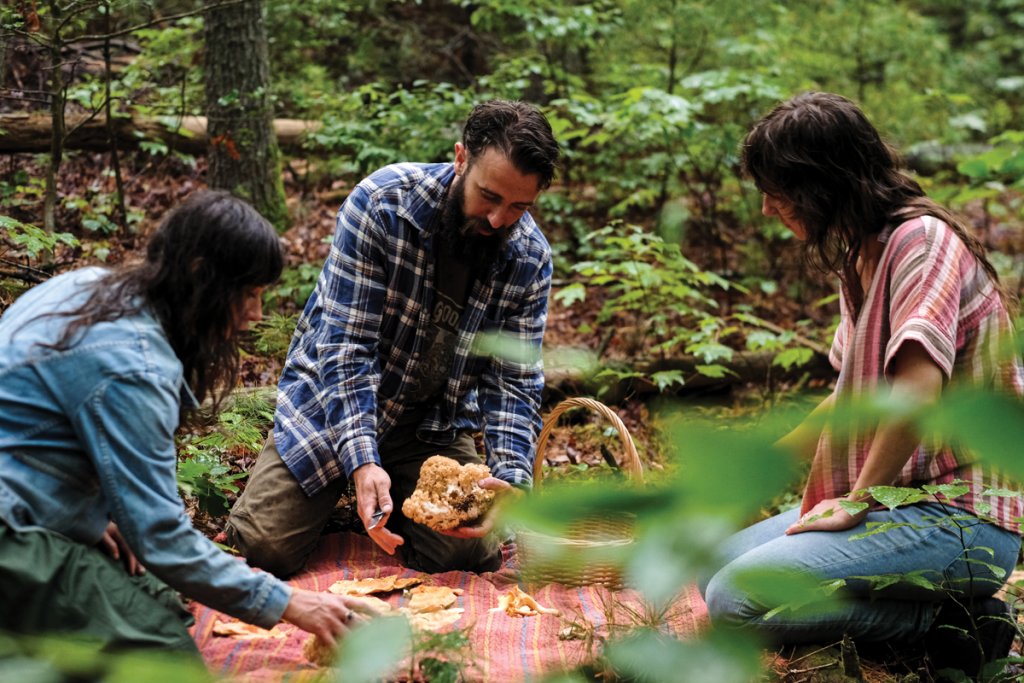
[699,503,1021,645]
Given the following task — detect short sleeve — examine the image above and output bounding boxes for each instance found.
[828,295,851,372]
[881,218,962,379]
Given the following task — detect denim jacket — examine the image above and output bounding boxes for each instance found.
[0,268,290,628]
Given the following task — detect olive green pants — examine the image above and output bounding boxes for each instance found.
[0,522,197,653]
[225,430,502,578]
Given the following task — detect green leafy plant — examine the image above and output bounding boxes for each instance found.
[308,82,471,177]
[265,263,322,309]
[175,447,246,518]
[175,393,274,516]
[0,216,78,260]
[249,312,299,359]
[555,222,738,391]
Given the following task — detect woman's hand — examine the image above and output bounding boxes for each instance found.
[97,521,145,576]
[440,477,515,539]
[785,498,868,535]
[281,589,384,649]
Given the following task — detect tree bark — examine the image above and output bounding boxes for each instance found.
[203,0,288,231]
[43,0,65,235]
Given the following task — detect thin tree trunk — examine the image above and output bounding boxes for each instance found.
[44,0,65,235]
[102,1,128,231]
[203,0,288,231]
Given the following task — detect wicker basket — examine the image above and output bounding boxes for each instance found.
[517,397,643,588]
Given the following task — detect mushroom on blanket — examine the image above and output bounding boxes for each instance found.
[492,586,560,617]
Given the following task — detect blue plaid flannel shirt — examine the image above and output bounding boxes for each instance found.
[274,162,552,496]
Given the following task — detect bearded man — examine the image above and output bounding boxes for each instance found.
[225,100,561,576]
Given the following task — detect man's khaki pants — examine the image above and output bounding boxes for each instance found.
[225,429,502,578]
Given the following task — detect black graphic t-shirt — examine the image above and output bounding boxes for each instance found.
[398,245,472,427]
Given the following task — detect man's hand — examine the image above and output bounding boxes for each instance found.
[352,463,404,555]
[440,477,515,539]
[785,497,868,535]
[282,588,384,648]
[98,521,145,576]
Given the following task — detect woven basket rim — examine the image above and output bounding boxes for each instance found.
[533,397,643,486]
[516,528,635,548]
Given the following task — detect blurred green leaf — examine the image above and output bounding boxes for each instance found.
[733,567,841,619]
[554,282,587,307]
[471,331,541,365]
[332,615,413,683]
[607,628,762,683]
[663,417,800,521]
[921,389,1024,480]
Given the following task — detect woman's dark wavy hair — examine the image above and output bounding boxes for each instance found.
[741,91,1010,314]
[52,190,284,421]
[462,99,561,189]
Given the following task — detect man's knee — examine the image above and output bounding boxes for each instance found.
[224,515,309,579]
[400,534,501,574]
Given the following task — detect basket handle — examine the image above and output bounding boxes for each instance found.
[533,397,643,487]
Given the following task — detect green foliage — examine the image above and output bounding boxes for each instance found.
[175,448,246,517]
[175,393,274,516]
[920,387,1024,481]
[569,224,733,342]
[331,615,413,682]
[62,187,143,237]
[0,633,213,683]
[324,615,475,682]
[944,130,1024,229]
[559,222,740,390]
[0,216,78,259]
[265,263,322,308]
[249,312,299,359]
[308,83,471,177]
[606,628,763,683]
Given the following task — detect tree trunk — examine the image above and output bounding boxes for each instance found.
[203,0,288,231]
[43,0,65,235]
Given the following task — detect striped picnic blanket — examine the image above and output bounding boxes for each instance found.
[190,532,708,681]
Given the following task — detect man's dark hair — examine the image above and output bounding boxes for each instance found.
[51,190,284,419]
[742,91,1008,313]
[461,100,560,189]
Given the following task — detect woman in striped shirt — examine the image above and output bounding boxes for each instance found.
[700,92,1023,676]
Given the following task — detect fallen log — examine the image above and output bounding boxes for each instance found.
[543,348,834,403]
[0,112,321,155]
[224,348,834,412]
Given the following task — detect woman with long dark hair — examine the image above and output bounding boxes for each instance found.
[0,190,376,652]
[700,93,1023,676]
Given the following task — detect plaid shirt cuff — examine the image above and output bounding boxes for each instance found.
[339,434,380,479]
[489,460,533,488]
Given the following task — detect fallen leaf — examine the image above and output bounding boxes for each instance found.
[328,575,423,596]
[405,585,463,613]
[212,620,289,639]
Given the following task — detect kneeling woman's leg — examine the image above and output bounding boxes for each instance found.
[0,522,198,652]
[702,503,1019,646]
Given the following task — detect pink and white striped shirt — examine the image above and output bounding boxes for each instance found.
[802,216,1024,533]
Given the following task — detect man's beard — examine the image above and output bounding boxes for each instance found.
[437,176,510,271]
